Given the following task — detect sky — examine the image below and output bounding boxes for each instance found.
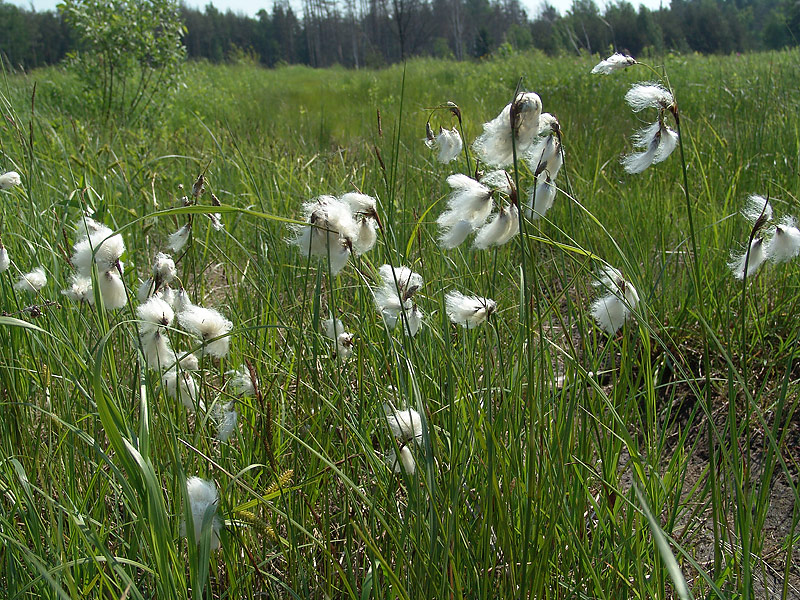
[9,0,668,18]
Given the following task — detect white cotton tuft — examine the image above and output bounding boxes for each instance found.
[215,403,238,442]
[61,274,94,304]
[178,305,233,359]
[163,367,203,412]
[729,238,767,280]
[473,92,542,167]
[168,224,191,253]
[591,293,632,335]
[182,477,221,550]
[403,305,423,337]
[152,252,177,287]
[171,288,193,313]
[289,195,357,274]
[177,352,200,371]
[625,83,675,112]
[74,216,110,240]
[97,270,128,310]
[439,220,475,249]
[137,278,155,303]
[226,365,256,396]
[0,171,21,190]
[373,265,423,336]
[14,267,47,293]
[322,317,345,341]
[137,296,174,335]
[525,114,562,178]
[341,192,377,216]
[591,53,636,74]
[445,291,496,328]
[141,331,177,371]
[383,403,423,442]
[741,194,772,225]
[336,332,355,358]
[590,266,640,334]
[0,246,9,273]
[72,231,125,276]
[473,204,519,249]
[526,175,557,220]
[426,127,463,164]
[352,219,377,255]
[386,445,416,475]
[437,174,494,232]
[653,127,679,164]
[766,217,800,263]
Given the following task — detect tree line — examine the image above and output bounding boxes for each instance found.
[1,0,798,71]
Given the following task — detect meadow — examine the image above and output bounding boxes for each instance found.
[0,48,798,599]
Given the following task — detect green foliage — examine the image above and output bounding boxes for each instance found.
[59,0,185,122]
[0,49,798,598]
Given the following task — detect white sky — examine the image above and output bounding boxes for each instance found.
[9,0,668,19]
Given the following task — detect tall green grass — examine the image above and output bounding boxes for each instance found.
[0,48,798,598]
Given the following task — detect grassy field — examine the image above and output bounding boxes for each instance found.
[0,48,798,599]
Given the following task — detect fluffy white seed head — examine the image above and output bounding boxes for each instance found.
[352,219,378,255]
[72,231,125,275]
[97,270,128,310]
[152,252,177,287]
[591,293,632,335]
[374,265,423,332]
[591,53,636,74]
[386,445,416,475]
[182,477,221,550]
[341,192,377,217]
[336,332,355,358]
[0,246,10,273]
[178,305,233,359]
[61,274,94,304]
[215,403,238,442]
[741,194,773,226]
[438,220,475,249]
[591,266,640,333]
[474,204,519,249]
[766,216,800,263]
[0,171,21,190]
[625,83,675,112]
[623,121,679,174]
[473,92,542,167]
[426,127,463,164]
[403,305,423,337]
[526,175,557,220]
[177,352,200,372]
[226,365,256,396]
[479,170,514,194]
[137,278,155,303]
[622,139,660,174]
[141,330,176,371]
[74,216,111,240]
[289,196,356,274]
[168,224,191,253]
[171,288,193,313]
[729,237,767,280]
[525,114,562,177]
[137,296,174,335]
[322,317,345,341]
[445,291,497,328]
[438,174,494,230]
[163,367,203,412]
[14,267,47,293]
[383,403,423,442]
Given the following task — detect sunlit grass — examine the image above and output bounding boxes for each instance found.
[0,48,798,598]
